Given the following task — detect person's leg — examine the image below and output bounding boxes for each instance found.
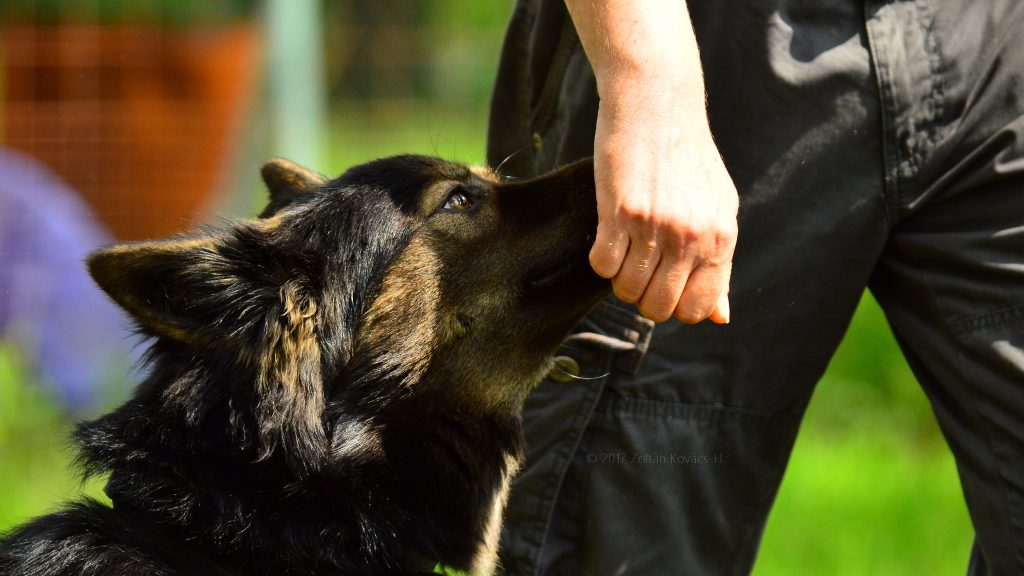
[866,3,1024,574]
[489,1,893,573]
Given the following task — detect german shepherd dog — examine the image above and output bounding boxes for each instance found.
[0,156,607,575]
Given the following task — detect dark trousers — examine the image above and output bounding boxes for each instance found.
[487,1,1024,574]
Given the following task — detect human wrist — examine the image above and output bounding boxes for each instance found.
[563,0,705,109]
[597,77,715,148]
[597,64,705,109]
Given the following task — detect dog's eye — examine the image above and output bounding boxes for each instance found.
[443,191,475,212]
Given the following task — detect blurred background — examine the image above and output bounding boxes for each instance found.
[0,1,971,573]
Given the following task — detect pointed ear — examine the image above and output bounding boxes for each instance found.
[89,233,328,470]
[87,235,246,343]
[260,158,326,217]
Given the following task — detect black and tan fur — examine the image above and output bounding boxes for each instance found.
[0,155,607,575]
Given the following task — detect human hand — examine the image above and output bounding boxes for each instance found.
[562,0,738,323]
[589,84,738,324]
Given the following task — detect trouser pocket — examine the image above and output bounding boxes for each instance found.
[499,298,654,576]
[543,395,801,576]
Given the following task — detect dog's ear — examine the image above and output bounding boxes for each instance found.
[260,158,326,217]
[89,233,327,470]
[87,236,240,343]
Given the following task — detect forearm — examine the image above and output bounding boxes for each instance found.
[564,0,710,136]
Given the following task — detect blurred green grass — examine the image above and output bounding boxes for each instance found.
[0,343,109,531]
[753,292,972,576]
[0,106,972,573]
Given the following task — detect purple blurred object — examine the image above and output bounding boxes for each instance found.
[0,148,139,411]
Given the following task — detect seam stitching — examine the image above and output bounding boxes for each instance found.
[864,4,901,225]
[920,267,1024,570]
[950,301,1024,337]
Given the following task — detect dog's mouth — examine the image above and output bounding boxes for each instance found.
[525,232,597,293]
[527,261,580,291]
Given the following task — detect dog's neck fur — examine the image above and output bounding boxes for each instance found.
[72,343,524,575]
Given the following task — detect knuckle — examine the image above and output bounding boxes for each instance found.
[613,281,643,304]
[680,223,706,245]
[716,223,739,250]
[655,217,701,252]
[591,262,617,279]
[702,225,738,267]
[642,306,673,323]
[715,228,738,252]
[616,204,651,226]
[701,252,730,269]
[675,298,715,324]
[589,250,615,275]
[639,290,676,323]
[658,226,690,252]
[719,219,739,242]
[676,308,710,325]
[661,268,686,286]
[636,240,659,260]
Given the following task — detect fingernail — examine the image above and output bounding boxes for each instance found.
[718,293,731,324]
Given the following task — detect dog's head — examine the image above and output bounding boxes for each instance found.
[87,155,607,471]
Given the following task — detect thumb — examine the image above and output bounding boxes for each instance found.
[707,289,731,324]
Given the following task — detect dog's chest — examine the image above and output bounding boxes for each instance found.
[467,453,520,576]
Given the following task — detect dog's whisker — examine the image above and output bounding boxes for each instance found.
[556,343,586,352]
[551,368,610,381]
[430,114,451,159]
[494,145,530,178]
[427,108,438,156]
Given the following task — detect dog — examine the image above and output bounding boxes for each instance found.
[0,155,608,575]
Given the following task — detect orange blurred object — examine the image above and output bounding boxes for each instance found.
[2,24,261,240]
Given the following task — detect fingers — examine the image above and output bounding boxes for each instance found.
[589,220,629,279]
[589,214,735,324]
[591,213,667,309]
[590,213,675,311]
[612,239,660,304]
[707,289,731,325]
[674,259,732,324]
[637,247,690,322]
